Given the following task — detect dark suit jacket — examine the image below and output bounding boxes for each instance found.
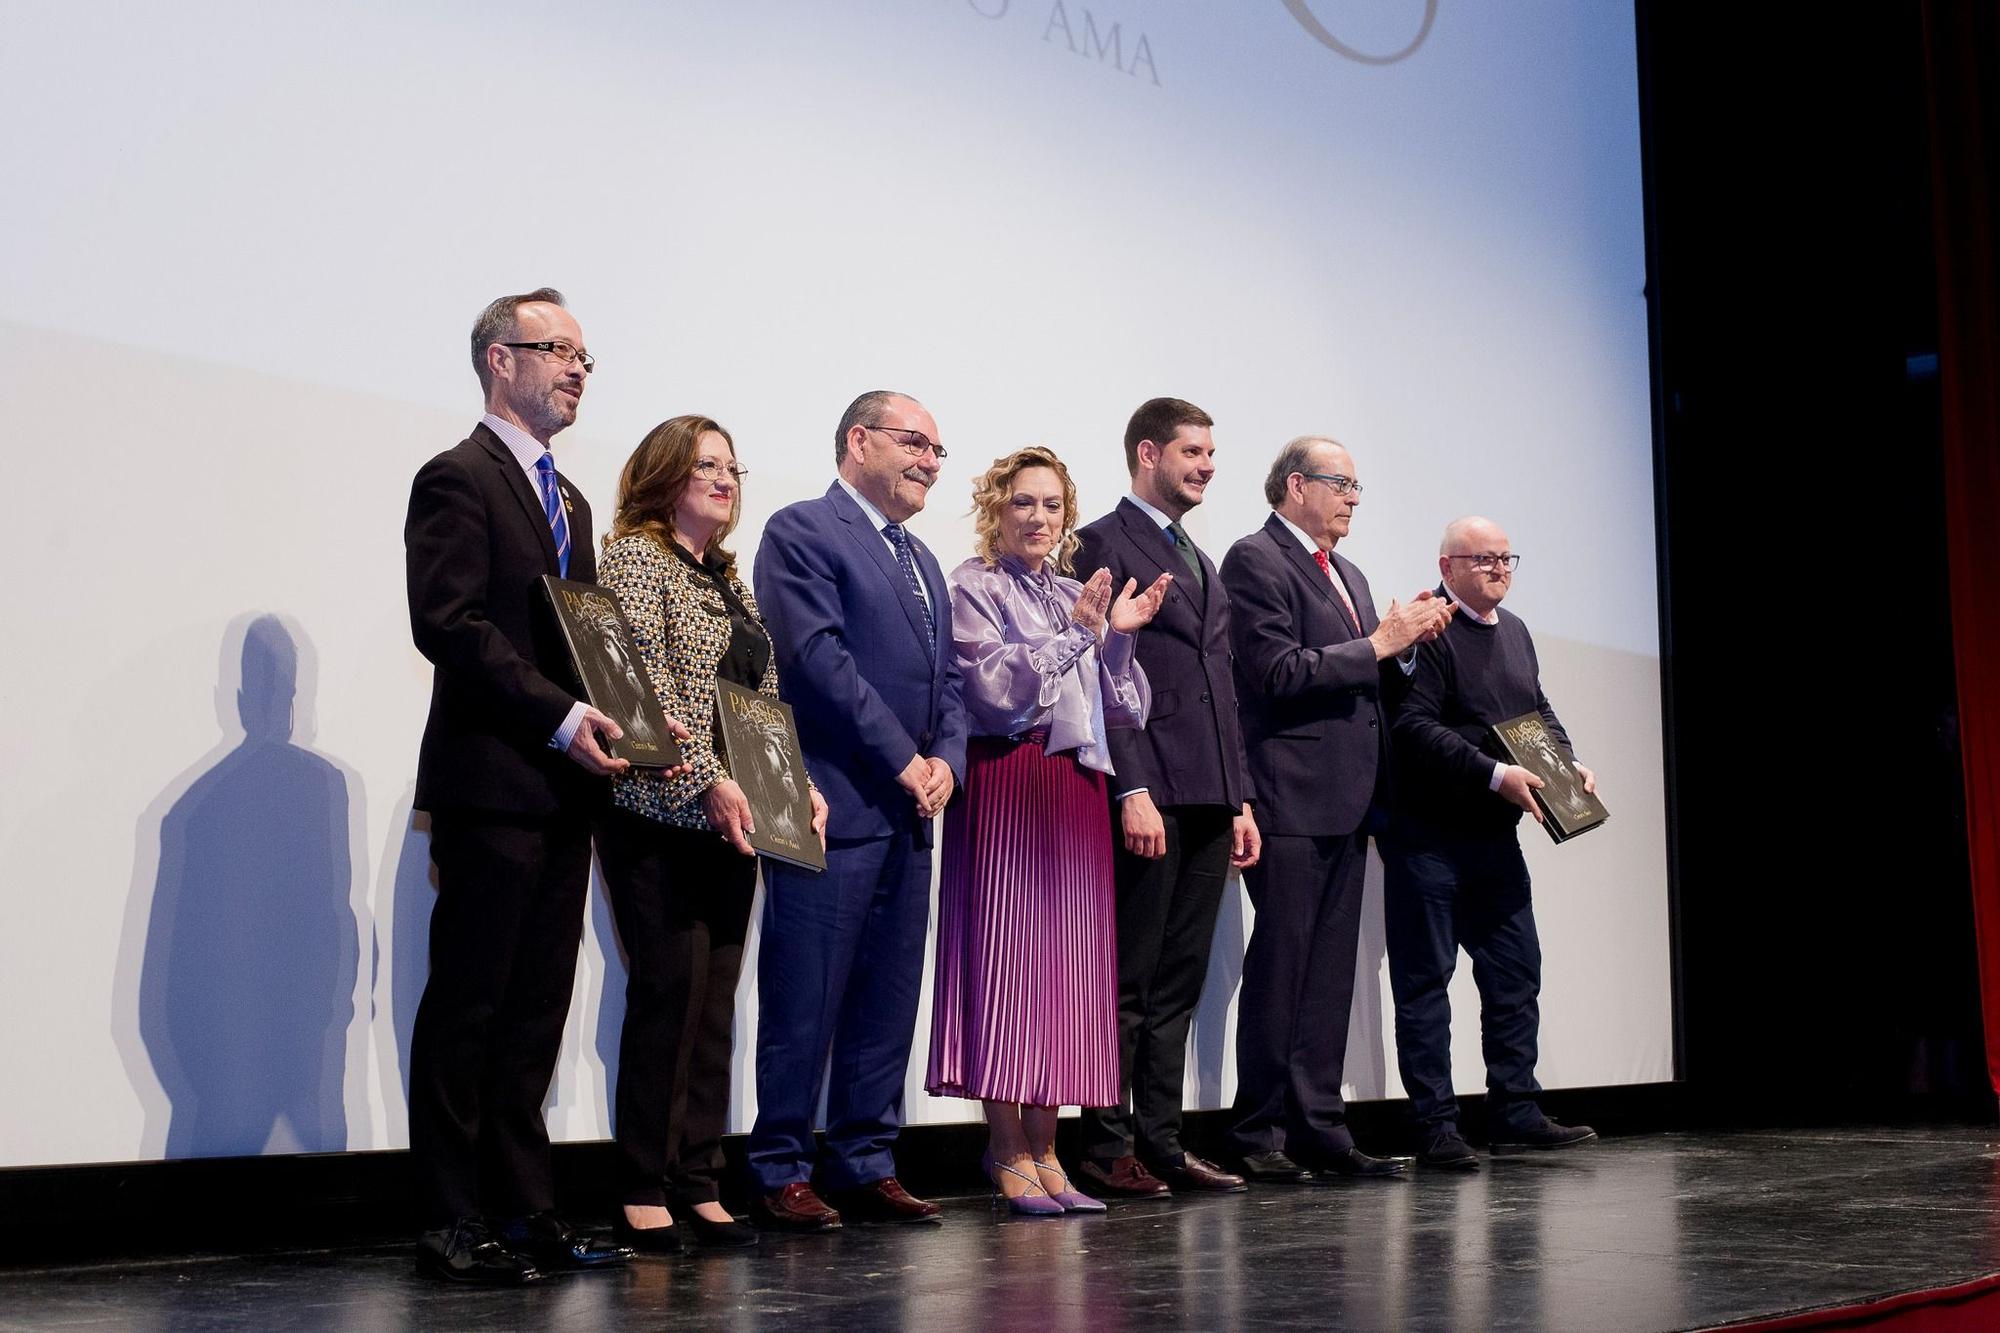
[406,423,597,816]
[753,482,967,842]
[1219,513,1401,838]
[1072,498,1252,811]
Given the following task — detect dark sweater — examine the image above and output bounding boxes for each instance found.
[1390,593,1573,834]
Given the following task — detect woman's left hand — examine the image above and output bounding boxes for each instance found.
[1109,572,1173,633]
[810,788,829,851]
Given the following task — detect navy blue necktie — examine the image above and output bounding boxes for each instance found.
[535,452,571,577]
[883,523,935,644]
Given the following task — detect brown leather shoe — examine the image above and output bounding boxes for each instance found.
[1150,1152,1248,1193]
[824,1176,943,1223]
[1074,1155,1172,1198]
[751,1182,842,1232]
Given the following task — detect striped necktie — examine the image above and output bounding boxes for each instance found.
[535,452,571,578]
[883,522,935,644]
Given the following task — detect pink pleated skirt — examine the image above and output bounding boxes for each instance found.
[926,734,1120,1108]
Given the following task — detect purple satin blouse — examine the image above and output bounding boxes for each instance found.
[947,554,1150,776]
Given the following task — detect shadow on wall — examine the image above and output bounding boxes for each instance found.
[131,614,360,1158]
[373,786,433,1126]
[1190,872,1247,1108]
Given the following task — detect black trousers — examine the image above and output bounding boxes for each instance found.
[1081,802,1235,1165]
[1228,829,1368,1163]
[595,808,758,1206]
[409,808,592,1226]
[1381,826,1544,1136]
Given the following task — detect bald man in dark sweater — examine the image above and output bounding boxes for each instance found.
[1382,516,1598,1171]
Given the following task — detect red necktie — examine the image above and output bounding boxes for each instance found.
[1315,549,1362,635]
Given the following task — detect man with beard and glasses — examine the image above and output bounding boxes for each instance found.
[405,287,687,1284]
[1071,396,1262,1200]
[745,390,968,1231]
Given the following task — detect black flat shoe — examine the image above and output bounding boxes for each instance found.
[1237,1150,1313,1183]
[612,1212,686,1255]
[674,1206,760,1249]
[1306,1147,1412,1180]
[1489,1120,1598,1152]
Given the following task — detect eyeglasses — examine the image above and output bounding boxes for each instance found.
[499,340,597,373]
[1300,472,1363,496]
[866,425,948,460]
[1446,553,1521,571]
[692,458,749,482]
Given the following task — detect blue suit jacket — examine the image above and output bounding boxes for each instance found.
[754,482,968,842]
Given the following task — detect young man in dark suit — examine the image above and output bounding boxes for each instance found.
[1219,436,1450,1183]
[405,288,676,1283]
[746,390,968,1230]
[1072,397,1262,1198]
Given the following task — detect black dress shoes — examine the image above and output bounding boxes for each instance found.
[678,1208,760,1248]
[416,1219,545,1285]
[1075,1155,1172,1198]
[1238,1150,1314,1184]
[825,1177,944,1223]
[611,1212,686,1255]
[500,1211,634,1271]
[1417,1131,1481,1172]
[1306,1147,1411,1180]
[1150,1152,1249,1193]
[1489,1119,1598,1152]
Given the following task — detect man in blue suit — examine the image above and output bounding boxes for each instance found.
[747,390,968,1230]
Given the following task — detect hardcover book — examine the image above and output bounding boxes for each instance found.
[714,677,825,873]
[538,576,684,769]
[1491,711,1609,844]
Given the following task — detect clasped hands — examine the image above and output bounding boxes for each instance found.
[1070,567,1173,637]
[1368,588,1455,660]
[899,753,956,820]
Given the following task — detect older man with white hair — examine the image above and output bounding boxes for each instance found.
[1382,516,1599,1172]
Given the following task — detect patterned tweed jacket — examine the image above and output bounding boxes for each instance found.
[600,532,793,831]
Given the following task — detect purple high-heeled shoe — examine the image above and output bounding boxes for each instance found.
[1033,1159,1107,1213]
[982,1151,1066,1216]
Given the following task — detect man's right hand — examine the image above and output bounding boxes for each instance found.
[899,753,944,819]
[566,706,631,776]
[1369,594,1455,660]
[1121,790,1167,860]
[1497,764,1546,822]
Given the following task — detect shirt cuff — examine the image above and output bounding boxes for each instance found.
[550,700,589,752]
[1488,761,1506,792]
[1396,647,1418,676]
[1115,786,1149,801]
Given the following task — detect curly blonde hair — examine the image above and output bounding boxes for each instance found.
[970,446,1082,574]
[607,415,741,576]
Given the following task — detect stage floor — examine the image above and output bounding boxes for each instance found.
[4,1125,1999,1331]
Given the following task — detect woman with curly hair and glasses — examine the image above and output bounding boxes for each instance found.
[926,445,1169,1215]
[595,414,827,1252]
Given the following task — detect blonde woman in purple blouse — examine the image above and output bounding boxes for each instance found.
[927,446,1170,1215]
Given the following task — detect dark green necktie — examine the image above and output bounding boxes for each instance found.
[1166,520,1205,588]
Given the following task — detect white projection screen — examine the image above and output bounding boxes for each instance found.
[0,1,1669,1169]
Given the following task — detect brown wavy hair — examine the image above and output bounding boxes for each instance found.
[607,415,741,576]
[970,446,1082,574]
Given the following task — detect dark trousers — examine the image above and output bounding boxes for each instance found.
[408,808,591,1226]
[1228,829,1368,1162]
[1381,826,1544,1135]
[595,808,757,1207]
[746,830,933,1192]
[1081,803,1234,1165]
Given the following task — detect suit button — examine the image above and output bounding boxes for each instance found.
[1200,692,1211,703]
[1368,719,1378,729]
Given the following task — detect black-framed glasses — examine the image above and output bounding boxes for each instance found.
[1446,553,1521,571]
[499,340,597,373]
[691,458,749,482]
[866,425,948,460]
[1300,471,1363,496]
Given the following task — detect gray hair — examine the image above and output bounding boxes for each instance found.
[471,286,567,390]
[835,389,917,463]
[1263,435,1342,507]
